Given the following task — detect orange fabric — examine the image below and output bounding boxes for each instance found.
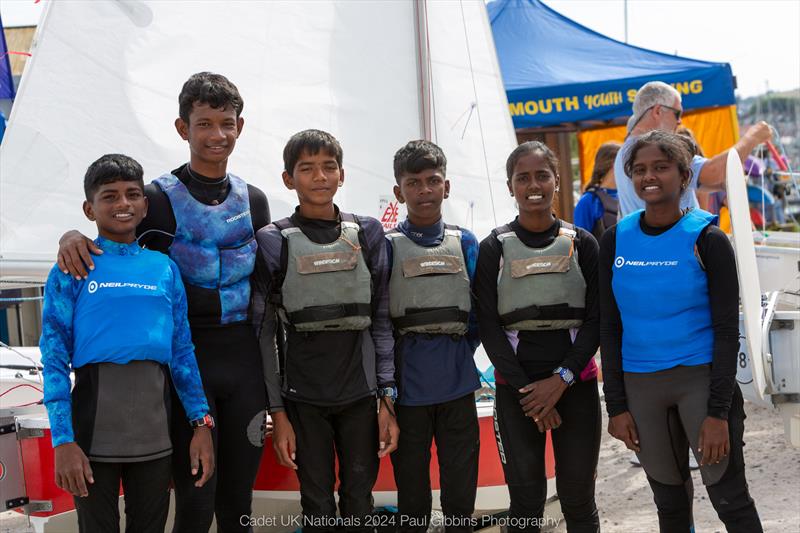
[577,105,740,187]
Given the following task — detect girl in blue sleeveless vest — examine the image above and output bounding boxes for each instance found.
[475,141,602,532]
[599,130,762,532]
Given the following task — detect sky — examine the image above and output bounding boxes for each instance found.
[1,0,799,98]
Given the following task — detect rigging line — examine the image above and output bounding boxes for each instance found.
[458,0,497,228]
[0,341,43,385]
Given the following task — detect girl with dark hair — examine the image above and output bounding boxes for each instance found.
[475,141,601,532]
[600,130,762,532]
[575,141,622,239]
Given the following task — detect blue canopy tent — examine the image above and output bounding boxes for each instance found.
[488,0,736,129]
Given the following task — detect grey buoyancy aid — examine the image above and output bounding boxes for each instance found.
[153,172,256,325]
[496,222,586,330]
[387,226,471,335]
[586,186,619,240]
[274,213,372,332]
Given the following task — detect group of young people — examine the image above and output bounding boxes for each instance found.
[41,71,763,533]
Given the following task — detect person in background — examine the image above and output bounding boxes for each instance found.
[616,80,772,216]
[574,142,621,240]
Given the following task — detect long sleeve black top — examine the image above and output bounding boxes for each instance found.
[475,218,600,391]
[599,213,740,420]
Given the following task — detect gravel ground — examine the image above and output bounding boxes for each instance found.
[3,401,798,533]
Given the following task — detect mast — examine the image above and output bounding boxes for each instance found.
[414,0,434,141]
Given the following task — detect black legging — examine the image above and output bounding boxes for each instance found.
[493,379,601,533]
[170,324,267,533]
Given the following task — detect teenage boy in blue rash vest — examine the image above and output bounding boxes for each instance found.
[385,140,481,533]
[252,129,398,533]
[41,154,214,533]
[56,72,270,533]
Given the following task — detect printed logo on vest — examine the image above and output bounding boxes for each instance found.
[419,260,446,268]
[226,210,251,224]
[87,281,158,294]
[314,258,341,267]
[526,262,552,269]
[615,255,678,268]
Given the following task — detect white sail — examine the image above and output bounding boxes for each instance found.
[0,0,517,283]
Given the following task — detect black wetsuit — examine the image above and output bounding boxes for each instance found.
[137,164,270,533]
[475,218,601,533]
[599,213,762,533]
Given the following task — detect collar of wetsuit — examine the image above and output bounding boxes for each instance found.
[94,236,142,256]
[397,217,445,246]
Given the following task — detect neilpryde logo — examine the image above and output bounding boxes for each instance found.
[87,281,157,294]
[615,256,679,268]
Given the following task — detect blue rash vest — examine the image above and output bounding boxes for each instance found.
[612,209,717,373]
[385,219,481,406]
[154,172,256,325]
[40,237,209,448]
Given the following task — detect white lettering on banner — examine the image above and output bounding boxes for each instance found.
[420,261,446,268]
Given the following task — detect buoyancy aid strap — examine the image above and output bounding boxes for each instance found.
[499,303,585,327]
[391,307,469,330]
[288,302,373,325]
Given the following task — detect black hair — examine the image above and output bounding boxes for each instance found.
[676,125,705,157]
[587,141,621,189]
[623,130,693,189]
[283,129,343,175]
[84,154,144,201]
[178,72,244,123]
[392,140,447,183]
[505,141,560,181]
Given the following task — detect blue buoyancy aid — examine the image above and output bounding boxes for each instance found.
[154,173,256,324]
[612,209,717,372]
[72,242,176,367]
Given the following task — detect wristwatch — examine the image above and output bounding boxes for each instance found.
[190,413,215,429]
[553,367,575,387]
[377,386,398,402]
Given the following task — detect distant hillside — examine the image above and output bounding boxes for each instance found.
[737,88,799,164]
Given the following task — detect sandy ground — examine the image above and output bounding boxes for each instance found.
[2,401,798,533]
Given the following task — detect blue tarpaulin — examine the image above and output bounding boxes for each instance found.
[488,0,736,129]
[1,13,17,100]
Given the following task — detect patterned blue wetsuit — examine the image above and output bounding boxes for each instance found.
[40,237,208,450]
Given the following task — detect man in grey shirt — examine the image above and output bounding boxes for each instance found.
[616,81,771,216]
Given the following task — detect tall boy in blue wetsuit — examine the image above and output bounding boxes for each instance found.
[386,141,481,533]
[252,129,398,533]
[41,154,214,533]
[56,73,270,533]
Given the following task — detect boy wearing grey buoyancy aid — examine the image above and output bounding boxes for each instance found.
[386,141,482,533]
[253,130,396,533]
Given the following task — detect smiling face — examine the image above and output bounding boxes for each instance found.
[282,149,343,209]
[507,151,559,217]
[175,102,243,176]
[394,168,449,226]
[630,144,688,207]
[83,180,148,243]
